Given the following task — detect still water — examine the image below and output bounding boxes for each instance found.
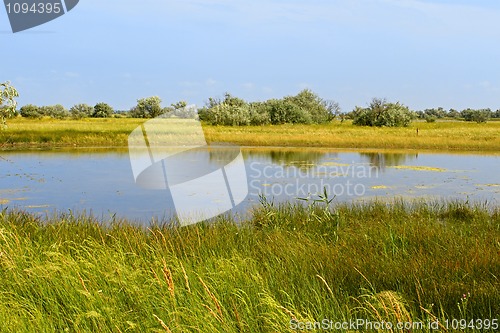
[1,148,498,224]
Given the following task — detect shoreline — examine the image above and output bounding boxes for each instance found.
[2,144,499,156]
[1,118,499,152]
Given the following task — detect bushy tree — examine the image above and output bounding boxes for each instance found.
[248,102,271,125]
[0,81,19,128]
[20,104,42,118]
[461,108,491,123]
[423,107,446,119]
[425,115,437,123]
[199,90,339,126]
[198,93,252,125]
[266,98,312,125]
[204,103,251,126]
[166,101,198,119]
[130,96,164,118]
[447,109,461,119]
[70,103,94,119]
[284,89,334,123]
[352,98,413,127]
[19,104,69,119]
[39,104,69,119]
[323,100,342,120]
[92,102,113,118]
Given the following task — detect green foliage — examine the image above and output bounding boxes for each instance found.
[0,200,497,331]
[19,104,42,118]
[352,98,414,127]
[266,98,312,124]
[447,108,461,119]
[284,89,335,123]
[129,96,164,118]
[199,90,338,126]
[70,103,94,119]
[207,103,251,126]
[0,81,19,128]
[425,115,437,123]
[198,93,252,125]
[422,107,447,119]
[92,102,113,118]
[162,101,198,119]
[461,108,491,123]
[2,118,499,150]
[19,104,69,119]
[39,104,69,119]
[248,102,272,125]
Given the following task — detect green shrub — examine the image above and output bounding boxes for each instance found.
[198,93,251,125]
[284,89,334,123]
[92,102,114,118]
[461,108,491,123]
[207,103,251,126]
[199,90,338,126]
[266,98,312,124]
[162,101,198,119]
[129,96,164,118]
[284,89,334,124]
[40,105,69,119]
[69,104,94,119]
[248,102,271,125]
[352,98,413,127]
[0,82,19,127]
[20,104,69,119]
[19,104,42,118]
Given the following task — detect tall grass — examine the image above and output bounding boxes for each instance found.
[0,118,145,148]
[1,118,499,151]
[0,200,498,332]
[203,121,500,151]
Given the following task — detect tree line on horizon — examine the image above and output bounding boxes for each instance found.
[4,84,500,127]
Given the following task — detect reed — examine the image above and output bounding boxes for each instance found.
[1,118,499,151]
[0,199,498,332]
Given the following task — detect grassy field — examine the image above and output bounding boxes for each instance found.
[203,121,500,151]
[1,117,499,151]
[0,200,498,332]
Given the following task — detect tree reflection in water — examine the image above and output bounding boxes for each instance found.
[359,152,418,171]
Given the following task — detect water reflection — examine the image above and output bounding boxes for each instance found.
[359,152,418,170]
[244,149,332,169]
[0,148,498,225]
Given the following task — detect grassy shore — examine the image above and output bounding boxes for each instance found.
[1,118,499,151]
[0,200,498,332]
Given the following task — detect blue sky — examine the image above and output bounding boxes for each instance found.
[2,0,500,112]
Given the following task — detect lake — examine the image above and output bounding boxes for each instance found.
[1,148,498,225]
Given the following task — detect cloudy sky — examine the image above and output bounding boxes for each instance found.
[2,0,500,111]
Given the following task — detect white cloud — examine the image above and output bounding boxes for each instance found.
[65,72,79,78]
[83,0,500,39]
[242,82,254,90]
[205,78,217,87]
[179,81,200,88]
[379,0,500,37]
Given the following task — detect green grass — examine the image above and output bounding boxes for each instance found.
[1,118,499,151]
[0,200,498,332]
[203,121,500,151]
[0,117,145,148]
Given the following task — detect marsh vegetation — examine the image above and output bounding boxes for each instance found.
[0,200,498,332]
[1,118,499,151]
